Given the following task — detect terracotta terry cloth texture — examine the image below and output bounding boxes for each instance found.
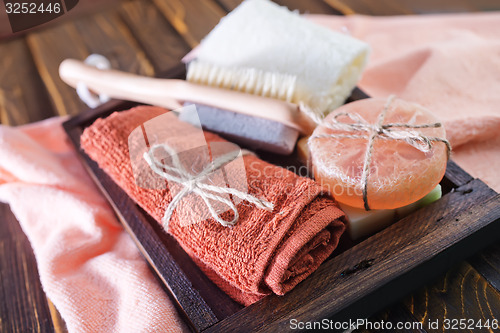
[80,106,346,305]
[309,12,500,192]
[0,118,189,332]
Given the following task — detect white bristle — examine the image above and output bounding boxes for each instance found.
[195,0,370,117]
[186,60,297,103]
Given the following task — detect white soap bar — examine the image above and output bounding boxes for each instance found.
[196,0,370,116]
[342,185,442,240]
[339,203,396,240]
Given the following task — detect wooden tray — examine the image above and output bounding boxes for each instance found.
[63,63,500,333]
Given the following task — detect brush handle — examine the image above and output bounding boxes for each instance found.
[59,59,315,134]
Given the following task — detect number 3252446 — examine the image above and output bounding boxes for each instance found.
[5,2,62,14]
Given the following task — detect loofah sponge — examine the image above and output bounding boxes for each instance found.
[196,0,370,116]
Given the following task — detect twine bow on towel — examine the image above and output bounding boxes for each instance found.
[310,95,451,211]
[143,144,274,229]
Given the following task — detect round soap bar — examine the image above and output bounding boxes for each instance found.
[308,97,448,210]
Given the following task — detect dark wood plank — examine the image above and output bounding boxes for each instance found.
[72,9,154,77]
[0,38,55,125]
[119,0,191,73]
[151,0,226,47]
[470,242,500,293]
[0,0,124,40]
[206,181,500,332]
[274,0,343,15]
[213,0,243,12]
[26,22,91,116]
[0,204,55,333]
[322,0,358,15]
[442,160,474,190]
[405,262,500,332]
[358,305,428,333]
[26,9,154,117]
[47,299,68,333]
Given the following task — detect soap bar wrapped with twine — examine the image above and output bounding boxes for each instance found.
[308,96,450,210]
[81,105,345,305]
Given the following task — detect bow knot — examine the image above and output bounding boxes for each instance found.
[326,109,445,154]
[143,144,274,229]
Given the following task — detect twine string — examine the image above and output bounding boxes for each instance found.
[310,95,451,210]
[76,54,111,108]
[143,144,274,229]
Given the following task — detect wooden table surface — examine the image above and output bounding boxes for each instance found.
[1,0,499,332]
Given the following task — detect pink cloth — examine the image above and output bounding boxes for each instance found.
[310,12,500,192]
[1,11,499,332]
[0,118,188,332]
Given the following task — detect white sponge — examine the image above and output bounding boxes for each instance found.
[196,0,370,116]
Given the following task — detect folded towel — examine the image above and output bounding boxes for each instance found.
[80,106,345,305]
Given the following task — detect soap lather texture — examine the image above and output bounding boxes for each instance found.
[81,106,345,305]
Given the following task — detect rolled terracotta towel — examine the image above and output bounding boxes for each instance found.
[81,106,345,305]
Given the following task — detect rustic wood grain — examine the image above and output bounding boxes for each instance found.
[151,0,225,47]
[26,8,154,117]
[26,22,90,116]
[405,262,500,332]
[0,38,55,125]
[442,160,474,191]
[47,299,67,333]
[322,0,356,15]
[0,0,124,40]
[0,204,55,333]
[213,0,243,12]
[119,0,191,73]
[470,243,500,294]
[73,9,154,77]
[358,305,428,333]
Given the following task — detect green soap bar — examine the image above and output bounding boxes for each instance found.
[395,184,442,219]
[342,184,442,240]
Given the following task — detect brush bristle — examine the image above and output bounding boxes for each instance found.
[186,60,297,102]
